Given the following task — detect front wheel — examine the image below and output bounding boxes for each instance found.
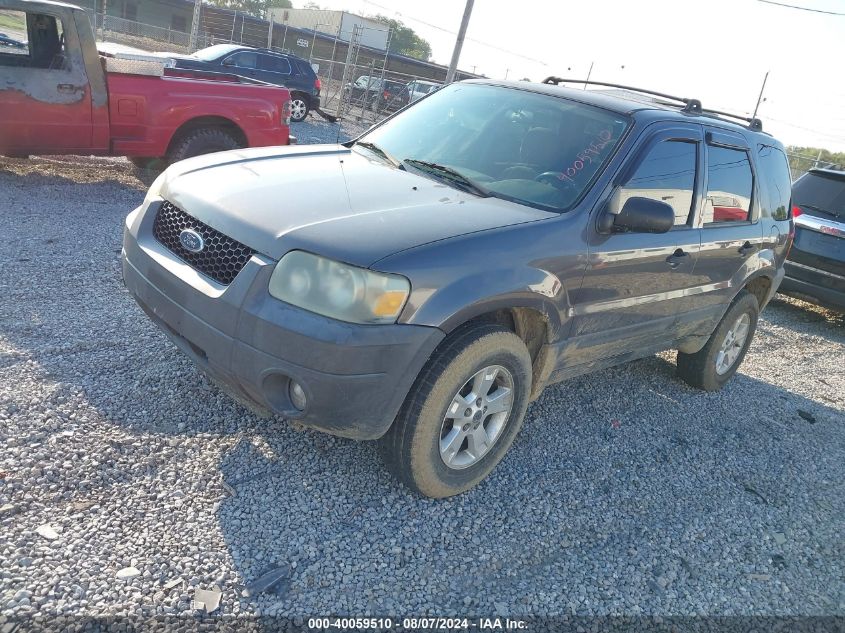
[379,324,532,498]
[677,290,759,391]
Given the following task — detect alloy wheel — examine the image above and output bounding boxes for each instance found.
[439,365,514,470]
[715,313,751,375]
[290,99,307,121]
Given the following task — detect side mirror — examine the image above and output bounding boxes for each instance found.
[222,58,235,66]
[599,196,675,234]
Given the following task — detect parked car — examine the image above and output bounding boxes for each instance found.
[167,44,320,122]
[386,79,441,111]
[0,0,291,165]
[405,78,441,103]
[344,75,407,112]
[780,168,845,311]
[123,78,792,498]
[0,32,26,50]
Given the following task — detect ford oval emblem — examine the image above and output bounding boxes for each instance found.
[179,229,204,253]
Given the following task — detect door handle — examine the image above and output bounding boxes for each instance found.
[665,248,689,269]
[57,83,84,93]
[738,241,755,257]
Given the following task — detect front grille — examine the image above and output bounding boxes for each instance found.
[152,201,255,285]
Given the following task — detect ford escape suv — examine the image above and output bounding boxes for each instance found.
[122,77,792,498]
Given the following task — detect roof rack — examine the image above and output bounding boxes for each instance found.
[541,77,763,132]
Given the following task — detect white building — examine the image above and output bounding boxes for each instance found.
[268,8,389,52]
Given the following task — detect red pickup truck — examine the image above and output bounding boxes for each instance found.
[0,0,291,166]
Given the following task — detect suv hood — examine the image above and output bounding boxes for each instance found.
[160,145,554,267]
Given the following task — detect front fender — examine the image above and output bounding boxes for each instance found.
[399,265,567,338]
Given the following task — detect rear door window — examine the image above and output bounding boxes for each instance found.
[792,171,845,221]
[258,54,291,75]
[225,51,257,69]
[703,145,753,224]
[757,145,792,221]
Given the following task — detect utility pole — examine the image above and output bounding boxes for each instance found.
[445,0,474,84]
[100,0,107,39]
[752,71,769,119]
[188,0,201,51]
[267,13,273,49]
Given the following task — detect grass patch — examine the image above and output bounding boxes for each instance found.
[0,11,26,35]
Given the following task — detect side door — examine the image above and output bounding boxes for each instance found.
[566,123,704,365]
[221,50,258,80]
[689,128,765,323]
[0,9,92,154]
[256,53,294,88]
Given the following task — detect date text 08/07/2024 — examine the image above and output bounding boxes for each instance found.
[307,617,529,630]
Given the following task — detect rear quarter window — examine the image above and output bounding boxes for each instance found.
[757,144,792,221]
[295,59,315,76]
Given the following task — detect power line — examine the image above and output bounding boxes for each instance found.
[756,0,845,16]
[764,115,845,142]
[360,0,548,65]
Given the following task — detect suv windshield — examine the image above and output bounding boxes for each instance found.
[359,83,629,211]
[793,170,845,219]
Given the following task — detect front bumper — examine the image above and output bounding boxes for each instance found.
[122,201,444,440]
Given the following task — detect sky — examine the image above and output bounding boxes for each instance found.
[305,0,845,153]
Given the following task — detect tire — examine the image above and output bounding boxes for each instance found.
[677,290,759,391]
[289,94,310,122]
[167,127,241,165]
[378,323,532,498]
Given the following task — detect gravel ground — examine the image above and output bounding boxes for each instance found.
[0,131,843,626]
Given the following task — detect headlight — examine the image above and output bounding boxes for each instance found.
[268,251,410,324]
[142,171,167,207]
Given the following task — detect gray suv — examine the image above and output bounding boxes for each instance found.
[122,78,792,498]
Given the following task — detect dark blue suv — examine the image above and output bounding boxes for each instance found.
[123,78,793,497]
[170,44,321,122]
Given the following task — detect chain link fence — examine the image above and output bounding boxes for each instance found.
[84,7,458,126]
[786,151,842,181]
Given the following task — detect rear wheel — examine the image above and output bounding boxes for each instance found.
[167,127,241,165]
[379,324,532,498]
[289,93,310,122]
[677,290,759,391]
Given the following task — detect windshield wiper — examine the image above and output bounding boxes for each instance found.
[402,159,490,197]
[797,203,841,219]
[354,141,403,169]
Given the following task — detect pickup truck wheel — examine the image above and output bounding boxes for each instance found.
[167,127,241,164]
[676,290,759,391]
[289,94,309,122]
[379,324,532,498]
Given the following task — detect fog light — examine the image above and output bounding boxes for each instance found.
[289,380,307,411]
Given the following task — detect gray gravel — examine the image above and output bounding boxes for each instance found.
[0,137,843,622]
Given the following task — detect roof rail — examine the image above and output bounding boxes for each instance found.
[541,77,763,131]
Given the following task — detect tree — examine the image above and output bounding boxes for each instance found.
[371,14,432,61]
[206,0,291,20]
[786,145,845,178]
